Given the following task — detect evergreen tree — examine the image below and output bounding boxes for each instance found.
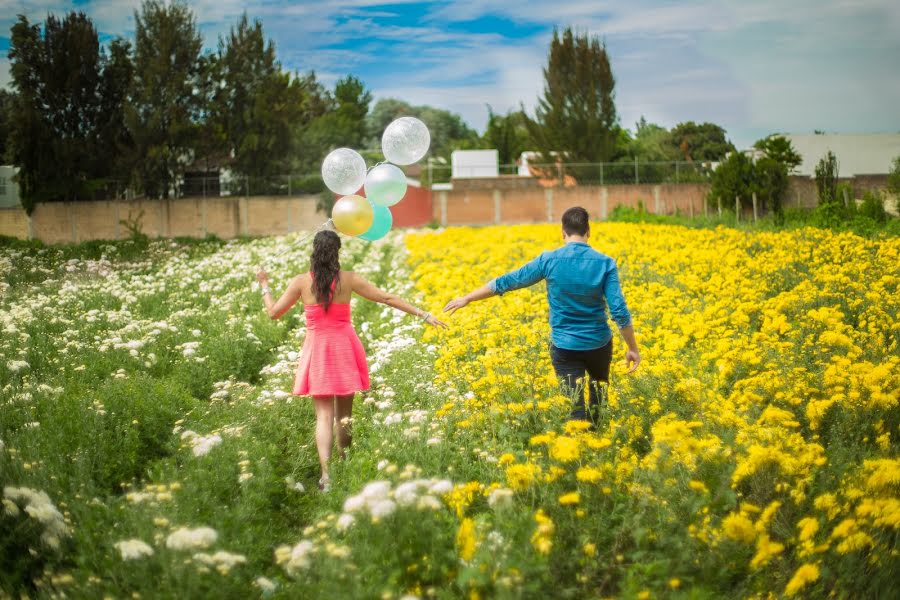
[484,107,528,166]
[213,14,322,184]
[525,27,619,167]
[0,90,13,163]
[8,12,107,211]
[125,0,203,199]
[96,38,134,188]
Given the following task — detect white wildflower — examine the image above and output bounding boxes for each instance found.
[165,527,218,550]
[114,539,155,560]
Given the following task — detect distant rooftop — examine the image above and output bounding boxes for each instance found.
[783,133,900,177]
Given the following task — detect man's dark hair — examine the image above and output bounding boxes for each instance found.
[561,206,590,236]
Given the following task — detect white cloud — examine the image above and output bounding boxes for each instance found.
[1,0,898,149]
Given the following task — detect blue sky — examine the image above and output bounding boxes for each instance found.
[2,0,899,149]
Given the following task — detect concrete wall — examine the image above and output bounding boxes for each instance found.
[1,195,326,244]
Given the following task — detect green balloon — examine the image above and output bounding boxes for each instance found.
[358,201,393,241]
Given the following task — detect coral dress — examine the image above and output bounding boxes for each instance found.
[292,276,370,397]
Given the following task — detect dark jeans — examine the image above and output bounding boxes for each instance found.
[549,340,612,423]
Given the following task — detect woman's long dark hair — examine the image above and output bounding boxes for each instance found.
[311,230,342,310]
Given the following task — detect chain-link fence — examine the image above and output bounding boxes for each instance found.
[427,160,715,187]
[54,161,714,202]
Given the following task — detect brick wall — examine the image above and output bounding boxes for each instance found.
[434,183,710,226]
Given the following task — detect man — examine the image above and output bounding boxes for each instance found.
[443,206,640,424]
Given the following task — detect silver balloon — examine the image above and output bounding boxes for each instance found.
[365,164,407,207]
[381,117,431,165]
[321,148,367,195]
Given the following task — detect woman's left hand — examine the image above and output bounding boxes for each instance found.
[425,314,449,329]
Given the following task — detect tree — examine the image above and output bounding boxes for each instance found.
[669,121,735,161]
[0,90,13,162]
[754,157,789,224]
[8,12,108,211]
[708,152,755,212]
[96,38,135,187]
[753,135,802,172]
[887,156,900,214]
[211,13,310,183]
[629,117,677,162]
[484,107,528,166]
[525,27,618,167]
[125,0,203,199]
[364,98,480,162]
[299,75,373,168]
[814,150,839,206]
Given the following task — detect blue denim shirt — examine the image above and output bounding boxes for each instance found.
[488,242,632,351]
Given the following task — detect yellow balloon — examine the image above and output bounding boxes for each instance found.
[331,194,374,236]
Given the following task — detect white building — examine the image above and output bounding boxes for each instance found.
[0,166,20,208]
[784,133,900,177]
[451,150,499,178]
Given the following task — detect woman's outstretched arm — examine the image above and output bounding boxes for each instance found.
[350,272,447,328]
[257,270,303,320]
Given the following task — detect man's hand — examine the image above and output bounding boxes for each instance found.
[625,349,641,373]
[443,297,470,315]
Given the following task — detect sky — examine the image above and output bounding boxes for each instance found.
[1,0,899,149]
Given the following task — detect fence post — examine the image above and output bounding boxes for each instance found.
[675,162,680,183]
[600,162,604,186]
[842,187,849,208]
[201,195,208,237]
[556,162,563,187]
[717,196,722,217]
[68,201,77,242]
[115,199,121,240]
[600,187,608,219]
[493,189,502,224]
[689,193,694,218]
[439,191,448,226]
[654,186,660,214]
[752,192,758,222]
[288,175,292,198]
[735,196,740,222]
[545,188,554,222]
[634,157,639,184]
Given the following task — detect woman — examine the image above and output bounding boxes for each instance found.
[256,230,446,491]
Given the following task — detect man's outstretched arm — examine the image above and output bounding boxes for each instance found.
[443,284,496,315]
[444,254,546,315]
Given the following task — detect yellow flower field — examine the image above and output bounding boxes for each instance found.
[407,222,899,597]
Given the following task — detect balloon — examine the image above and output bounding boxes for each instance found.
[331,194,373,236]
[381,117,430,165]
[358,202,393,241]
[364,164,407,207]
[322,148,367,195]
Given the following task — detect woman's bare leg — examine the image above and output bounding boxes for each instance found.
[313,395,335,480]
[334,394,354,459]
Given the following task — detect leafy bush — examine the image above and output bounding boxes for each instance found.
[858,190,887,223]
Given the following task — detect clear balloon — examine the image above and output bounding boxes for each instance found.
[381,117,431,165]
[358,202,393,241]
[331,194,373,237]
[364,164,407,207]
[321,148,367,195]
